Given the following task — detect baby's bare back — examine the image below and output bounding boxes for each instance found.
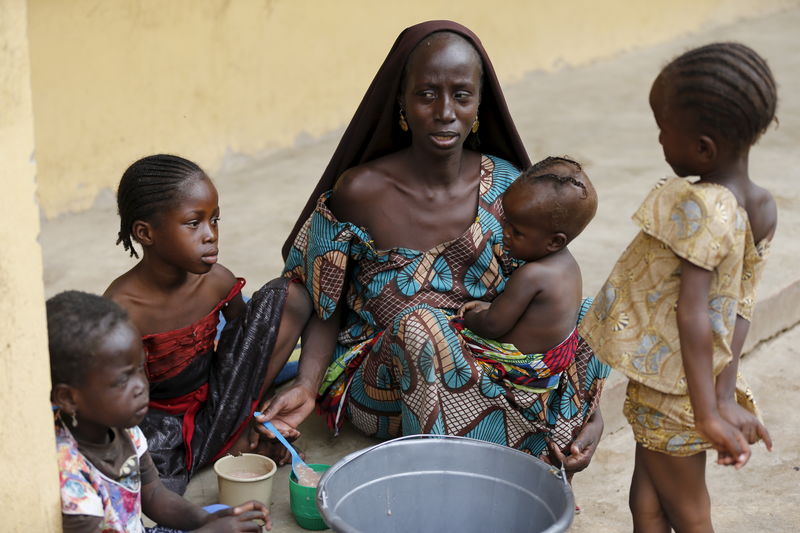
[501,249,583,354]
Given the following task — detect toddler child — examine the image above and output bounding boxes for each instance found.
[49,290,271,532]
[457,156,600,471]
[105,154,311,493]
[580,42,776,532]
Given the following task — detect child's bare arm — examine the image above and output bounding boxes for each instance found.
[462,264,541,338]
[715,315,772,462]
[677,260,750,467]
[141,475,270,531]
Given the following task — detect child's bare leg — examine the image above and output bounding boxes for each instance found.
[630,444,669,533]
[636,444,712,533]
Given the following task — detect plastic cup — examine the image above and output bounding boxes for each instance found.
[213,453,277,508]
[289,463,330,530]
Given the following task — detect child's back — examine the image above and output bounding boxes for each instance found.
[497,247,582,354]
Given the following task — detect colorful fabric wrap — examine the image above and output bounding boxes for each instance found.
[286,155,610,457]
[450,318,579,393]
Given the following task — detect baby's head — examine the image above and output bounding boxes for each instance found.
[651,43,777,175]
[116,154,218,263]
[502,156,597,262]
[48,291,149,432]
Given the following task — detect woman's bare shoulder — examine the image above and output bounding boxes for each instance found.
[331,153,405,223]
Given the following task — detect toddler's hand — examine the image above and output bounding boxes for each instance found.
[458,300,489,317]
[716,400,772,466]
[195,500,271,532]
[695,414,751,469]
[718,400,772,447]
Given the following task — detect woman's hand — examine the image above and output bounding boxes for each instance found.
[544,409,604,480]
[194,500,271,532]
[253,382,317,440]
[457,300,490,317]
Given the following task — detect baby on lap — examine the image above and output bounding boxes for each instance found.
[457,156,597,392]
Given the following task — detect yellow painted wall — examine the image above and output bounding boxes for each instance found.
[28,0,797,217]
[0,0,61,529]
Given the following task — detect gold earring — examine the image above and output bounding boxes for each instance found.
[71,410,78,427]
[399,109,409,132]
[471,118,480,134]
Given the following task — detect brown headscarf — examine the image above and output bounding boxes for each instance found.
[282,20,531,259]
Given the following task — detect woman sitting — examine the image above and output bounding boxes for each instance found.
[257,20,610,475]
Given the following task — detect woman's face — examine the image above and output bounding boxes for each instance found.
[401,34,482,153]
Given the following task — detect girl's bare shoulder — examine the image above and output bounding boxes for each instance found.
[203,263,241,299]
[103,267,143,308]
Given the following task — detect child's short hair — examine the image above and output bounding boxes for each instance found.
[47,291,130,387]
[512,156,597,242]
[116,154,206,258]
[660,42,777,148]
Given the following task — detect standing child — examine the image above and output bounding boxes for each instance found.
[580,42,776,531]
[105,154,311,493]
[49,291,271,532]
[457,156,605,472]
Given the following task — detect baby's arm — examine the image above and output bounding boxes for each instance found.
[461,264,540,338]
[677,260,750,467]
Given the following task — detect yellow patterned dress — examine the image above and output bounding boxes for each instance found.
[580,178,770,455]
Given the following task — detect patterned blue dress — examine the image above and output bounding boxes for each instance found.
[284,154,610,456]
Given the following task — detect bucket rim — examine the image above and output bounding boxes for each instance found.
[213,452,277,483]
[316,434,574,533]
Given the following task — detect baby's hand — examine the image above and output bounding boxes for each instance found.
[695,414,751,469]
[196,500,271,532]
[458,300,490,317]
[717,400,772,463]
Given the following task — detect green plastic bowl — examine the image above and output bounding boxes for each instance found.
[289,463,330,530]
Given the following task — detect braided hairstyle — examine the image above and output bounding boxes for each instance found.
[47,291,130,387]
[116,154,206,257]
[511,156,597,243]
[660,42,777,148]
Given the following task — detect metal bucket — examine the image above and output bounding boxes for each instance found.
[317,435,574,533]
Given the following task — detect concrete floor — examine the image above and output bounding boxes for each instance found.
[41,6,800,532]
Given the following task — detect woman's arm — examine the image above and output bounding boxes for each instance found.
[677,259,749,467]
[255,307,342,437]
[546,408,604,480]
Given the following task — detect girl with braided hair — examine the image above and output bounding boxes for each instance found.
[581,42,777,531]
[105,154,311,493]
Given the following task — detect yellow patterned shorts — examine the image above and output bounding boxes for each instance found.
[623,376,759,456]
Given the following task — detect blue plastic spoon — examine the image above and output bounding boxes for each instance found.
[253,411,309,480]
